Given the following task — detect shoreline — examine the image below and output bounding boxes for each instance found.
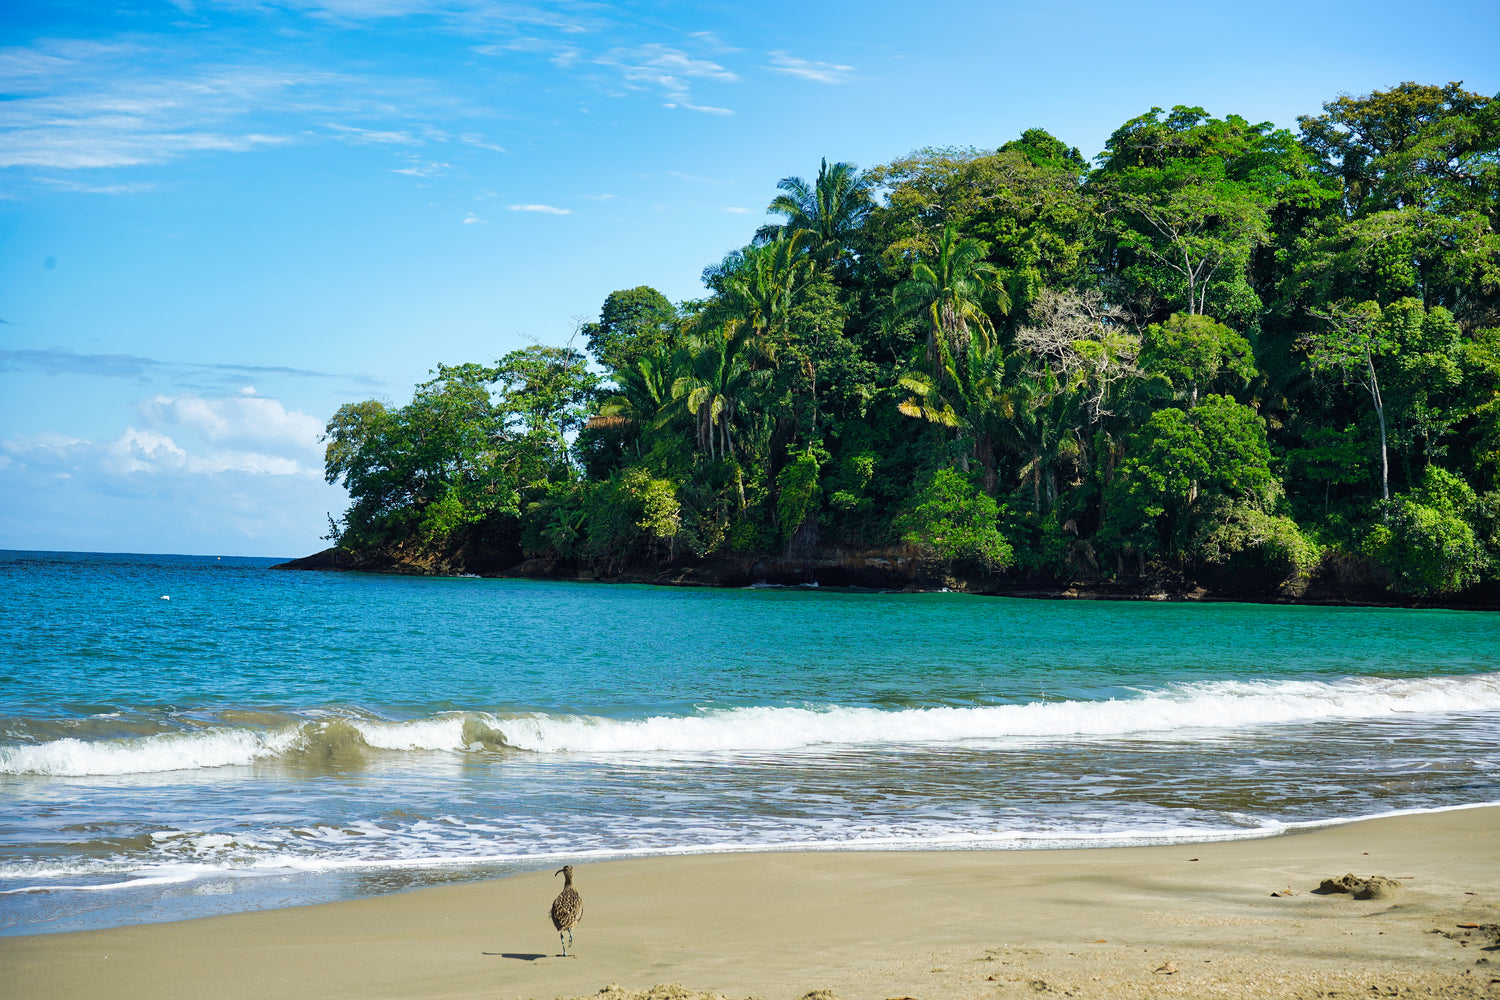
[273,547,1500,612]
[7,801,1499,943]
[5,807,1497,1000]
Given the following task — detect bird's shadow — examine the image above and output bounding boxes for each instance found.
[483,952,552,961]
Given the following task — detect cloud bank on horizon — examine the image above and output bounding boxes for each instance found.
[2,0,1497,556]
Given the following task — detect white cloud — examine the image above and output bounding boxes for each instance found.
[325,123,421,146]
[463,212,487,224]
[36,178,156,195]
[508,203,570,215]
[583,193,614,200]
[0,398,320,528]
[0,45,316,169]
[394,161,451,177]
[724,206,750,214]
[139,393,324,454]
[0,391,342,556]
[663,101,733,116]
[1,127,291,170]
[459,133,507,153]
[686,31,740,53]
[597,43,737,112]
[767,51,855,84]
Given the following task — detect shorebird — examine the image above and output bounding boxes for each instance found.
[550,864,583,956]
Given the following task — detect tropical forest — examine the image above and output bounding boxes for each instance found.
[315,82,1500,602]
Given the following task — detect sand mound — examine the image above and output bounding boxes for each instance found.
[1312,873,1403,899]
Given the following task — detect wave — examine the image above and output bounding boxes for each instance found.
[6,799,1499,899]
[3,672,1499,776]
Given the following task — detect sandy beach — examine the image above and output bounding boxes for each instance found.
[4,806,1497,1000]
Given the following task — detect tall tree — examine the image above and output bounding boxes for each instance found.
[892,224,1010,379]
[670,329,765,467]
[582,286,679,375]
[1303,300,1394,499]
[1093,107,1326,322]
[757,158,874,263]
[860,136,1098,308]
[1138,313,1257,407]
[492,345,600,478]
[1294,82,1500,317]
[702,231,816,362]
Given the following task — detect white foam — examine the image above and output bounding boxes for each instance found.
[0,727,300,776]
[352,716,469,751]
[496,673,1500,753]
[4,673,1497,775]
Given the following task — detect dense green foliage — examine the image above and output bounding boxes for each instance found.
[324,82,1500,596]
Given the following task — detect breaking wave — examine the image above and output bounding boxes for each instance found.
[4,671,1499,776]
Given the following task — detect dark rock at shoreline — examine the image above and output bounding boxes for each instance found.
[271,548,364,571]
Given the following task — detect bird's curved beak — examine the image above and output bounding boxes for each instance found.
[554,868,564,876]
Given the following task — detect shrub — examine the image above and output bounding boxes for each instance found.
[893,468,1012,570]
[1363,467,1488,595]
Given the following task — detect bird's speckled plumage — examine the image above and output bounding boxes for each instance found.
[550,864,582,956]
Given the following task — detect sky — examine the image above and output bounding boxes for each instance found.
[2,0,1498,558]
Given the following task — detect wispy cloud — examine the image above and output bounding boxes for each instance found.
[724,206,750,214]
[325,123,422,145]
[35,178,156,195]
[664,100,733,116]
[0,35,492,176]
[668,170,724,184]
[583,193,614,201]
[0,347,379,386]
[228,0,603,34]
[459,133,507,153]
[394,160,451,177]
[767,51,855,84]
[686,31,740,53]
[463,212,487,223]
[597,43,738,113]
[0,41,318,169]
[508,203,570,214]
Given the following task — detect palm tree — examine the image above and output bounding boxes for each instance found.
[892,224,1010,380]
[669,330,765,465]
[702,231,815,365]
[756,159,873,262]
[588,351,674,458]
[898,340,1010,492]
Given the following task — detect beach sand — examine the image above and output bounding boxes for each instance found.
[4,807,1497,1000]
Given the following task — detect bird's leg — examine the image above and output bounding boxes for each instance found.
[568,928,575,953]
[559,931,568,957]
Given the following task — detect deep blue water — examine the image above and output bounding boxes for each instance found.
[2,550,1498,935]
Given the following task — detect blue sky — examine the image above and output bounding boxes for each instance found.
[3,0,1498,557]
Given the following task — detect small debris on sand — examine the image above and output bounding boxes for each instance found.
[590,985,757,1000]
[1153,961,1178,975]
[1271,887,1299,897]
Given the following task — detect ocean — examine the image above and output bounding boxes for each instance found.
[2,549,1498,936]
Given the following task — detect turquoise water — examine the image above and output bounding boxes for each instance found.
[2,550,1498,935]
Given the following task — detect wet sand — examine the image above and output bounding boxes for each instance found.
[4,807,1498,1000]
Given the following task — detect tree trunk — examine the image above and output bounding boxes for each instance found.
[1368,352,1390,502]
[978,434,997,496]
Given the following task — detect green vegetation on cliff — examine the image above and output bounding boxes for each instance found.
[322,82,1500,598]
